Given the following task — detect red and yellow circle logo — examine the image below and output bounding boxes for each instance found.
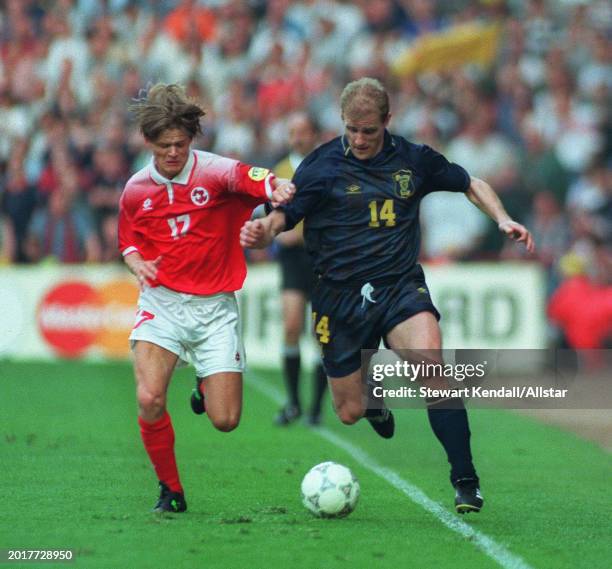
[37,279,139,358]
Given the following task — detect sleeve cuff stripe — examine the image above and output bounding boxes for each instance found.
[264,175,274,199]
[122,246,139,257]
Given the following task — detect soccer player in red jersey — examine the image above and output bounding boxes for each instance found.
[118,83,295,512]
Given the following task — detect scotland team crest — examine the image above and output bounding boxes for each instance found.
[392,169,414,198]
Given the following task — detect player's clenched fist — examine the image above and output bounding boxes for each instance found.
[240,219,272,249]
[270,178,296,207]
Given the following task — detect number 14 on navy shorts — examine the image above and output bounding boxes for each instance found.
[311,266,440,378]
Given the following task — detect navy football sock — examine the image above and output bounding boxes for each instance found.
[426,397,478,484]
[363,372,387,418]
[310,363,327,417]
[364,407,386,419]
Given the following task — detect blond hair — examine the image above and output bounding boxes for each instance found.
[340,77,390,121]
[129,83,205,141]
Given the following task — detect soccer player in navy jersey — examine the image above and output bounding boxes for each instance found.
[119,83,294,512]
[240,77,535,514]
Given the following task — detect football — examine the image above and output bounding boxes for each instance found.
[300,462,360,518]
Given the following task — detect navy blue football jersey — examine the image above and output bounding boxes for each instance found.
[282,131,470,283]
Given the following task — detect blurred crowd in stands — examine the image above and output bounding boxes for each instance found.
[0,0,610,347]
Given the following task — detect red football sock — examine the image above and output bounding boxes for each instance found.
[138,411,183,493]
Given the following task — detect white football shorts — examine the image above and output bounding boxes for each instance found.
[129,285,246,377]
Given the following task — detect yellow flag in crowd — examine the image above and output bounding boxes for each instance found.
[392,22,501,77]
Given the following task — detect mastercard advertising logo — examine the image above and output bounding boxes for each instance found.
[37,279,139,358]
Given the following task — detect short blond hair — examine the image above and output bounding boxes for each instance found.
[340,78,390,121]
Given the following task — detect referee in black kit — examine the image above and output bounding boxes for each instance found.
[273,112,328,427]
[241,78,534,513]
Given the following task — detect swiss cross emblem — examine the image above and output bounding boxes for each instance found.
[191,186,210,206]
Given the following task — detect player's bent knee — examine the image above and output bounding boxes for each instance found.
[338,411,361,425]
[210,413,241,433]
[335,403,363,425]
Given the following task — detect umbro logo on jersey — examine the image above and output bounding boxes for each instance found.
[191,186,210,206]
[346,183,361,194]
[143,198,153,211]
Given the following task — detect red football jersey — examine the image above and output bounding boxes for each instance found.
[119,149,273,294]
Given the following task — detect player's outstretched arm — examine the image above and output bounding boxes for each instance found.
[240,210,287,249]
[466,176,535,253]
[270,178,296,207]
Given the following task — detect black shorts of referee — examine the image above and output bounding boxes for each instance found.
[278,244,317,297]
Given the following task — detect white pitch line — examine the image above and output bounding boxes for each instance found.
[248,373,535,569]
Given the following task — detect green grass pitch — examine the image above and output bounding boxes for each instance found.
[1,360,610,569]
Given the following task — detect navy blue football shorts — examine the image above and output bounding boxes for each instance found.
[311,265,440,378]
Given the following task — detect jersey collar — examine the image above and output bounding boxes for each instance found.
[149,150,196,185]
